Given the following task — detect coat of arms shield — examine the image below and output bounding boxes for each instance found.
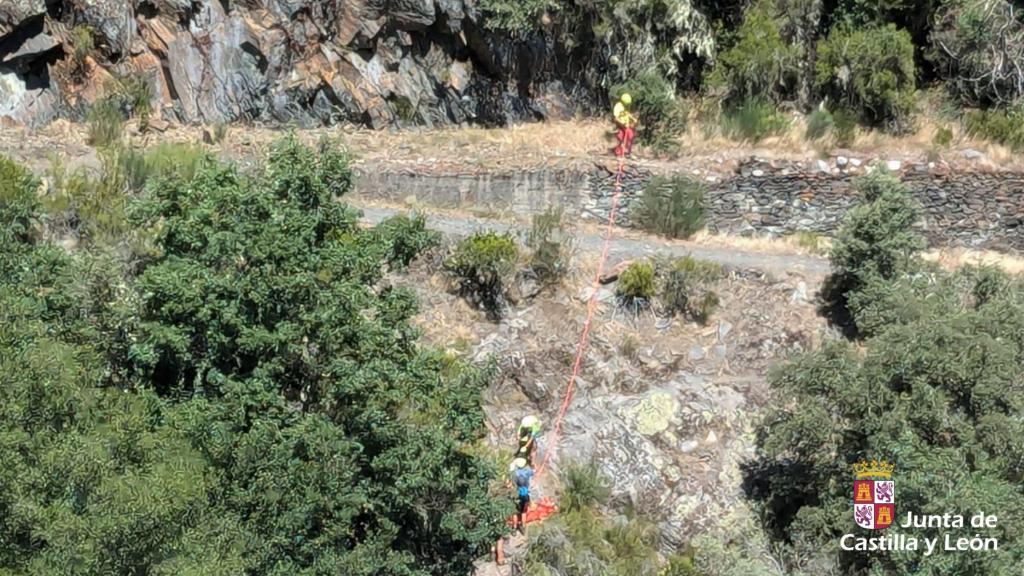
[852,461,895,530]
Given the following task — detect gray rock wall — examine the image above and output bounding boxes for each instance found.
[356,164,587,213]
[0,0,591,128]
[355,159,1024,252]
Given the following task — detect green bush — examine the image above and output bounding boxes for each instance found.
[971,265,1010,307]
[792,230,823,252]
[617,260,655,303]
[134,143,210,189]
[86,74,155,143]
[115,143,211,195]
[830,170,926,281]
[86,98,125,147]
[815,24,916,131]
[635,176,705,239]
[720,99,789,142]
[0,156,40,242]
[44,144,211,249]
[377,213,441,270]
[3,135,512,575]
[611,71,688,155]
[658,256,722,324]
[210,123,229,144]
[524,480,668,576]
[478,0,557,33]
[660,267,697,318]
[444,231,518,318]
[69,25,95,78]
[821,170,925,335]
[933,124,954,148]
[663,554,702,576]
[706,0,801,106]
[45,149,129,246]
[110,75,152,116]
[755,265,1024,575]
[931,0,1024,107]
[832,108,858,146]
[804,109,833,140]
[562,461,611,513]
[527,205,571,285]
[964,107,1024,151]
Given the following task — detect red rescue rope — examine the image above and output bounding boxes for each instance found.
[536,155,627,478]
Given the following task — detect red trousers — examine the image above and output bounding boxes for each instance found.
[615,124,635,157]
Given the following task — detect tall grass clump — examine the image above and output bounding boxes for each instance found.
[805,109,833,140]
[832,109,858,147]
[721,100,789,143]
[657,255,722,324]
[617,260,656,307]
[527,205,572,285]
[964,107,1024,151]
[634,176,705,239]
[87,99,125,147]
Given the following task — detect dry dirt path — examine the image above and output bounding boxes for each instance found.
[356,203,832,278]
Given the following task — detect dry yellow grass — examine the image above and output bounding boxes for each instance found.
[924,247,1024,275]
[20,114,1024,173]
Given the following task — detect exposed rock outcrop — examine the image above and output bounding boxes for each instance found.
[0,0,589,127]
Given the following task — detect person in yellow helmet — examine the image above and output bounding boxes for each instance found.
[613,92,637,158]
[515,415,542,466]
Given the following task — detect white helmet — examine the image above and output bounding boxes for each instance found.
[520,415,541,432]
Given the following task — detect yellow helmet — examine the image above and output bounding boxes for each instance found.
[514,458,528,469]
[620,93,632,105]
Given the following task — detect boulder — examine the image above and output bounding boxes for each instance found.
[337,0,386,46]
[388,0,436,29]
[0,2,59,73]
[0,0,45,38]
[553,374,754,548]
[0,68,58,125]
[435,0,465,32]
[78,0,136,58]
[1,31,58,67]
[162,5,268,123]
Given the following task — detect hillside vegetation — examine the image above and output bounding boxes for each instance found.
[476,0,1024,151]
[0,139,509,575]
[4,0,1023,150]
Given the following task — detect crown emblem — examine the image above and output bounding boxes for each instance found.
[853,460,895,479]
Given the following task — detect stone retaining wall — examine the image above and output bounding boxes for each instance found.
[355,158,1024,252]
[355,165,586,213]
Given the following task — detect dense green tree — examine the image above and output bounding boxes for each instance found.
[479,0,717,87]
[707,0,803,106]
[819,170,926,336]
[815,24,917,130]
[0,138,509,575]
[751,169,1024,575]
[0,156,242,575]
[128,136,509,575]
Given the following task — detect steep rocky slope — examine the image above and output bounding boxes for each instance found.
[392,238,827,556]
[0,0,589,127]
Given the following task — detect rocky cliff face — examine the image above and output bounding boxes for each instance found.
[0,0,587,127]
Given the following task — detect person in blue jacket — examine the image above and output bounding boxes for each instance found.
[510,457,534,533]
